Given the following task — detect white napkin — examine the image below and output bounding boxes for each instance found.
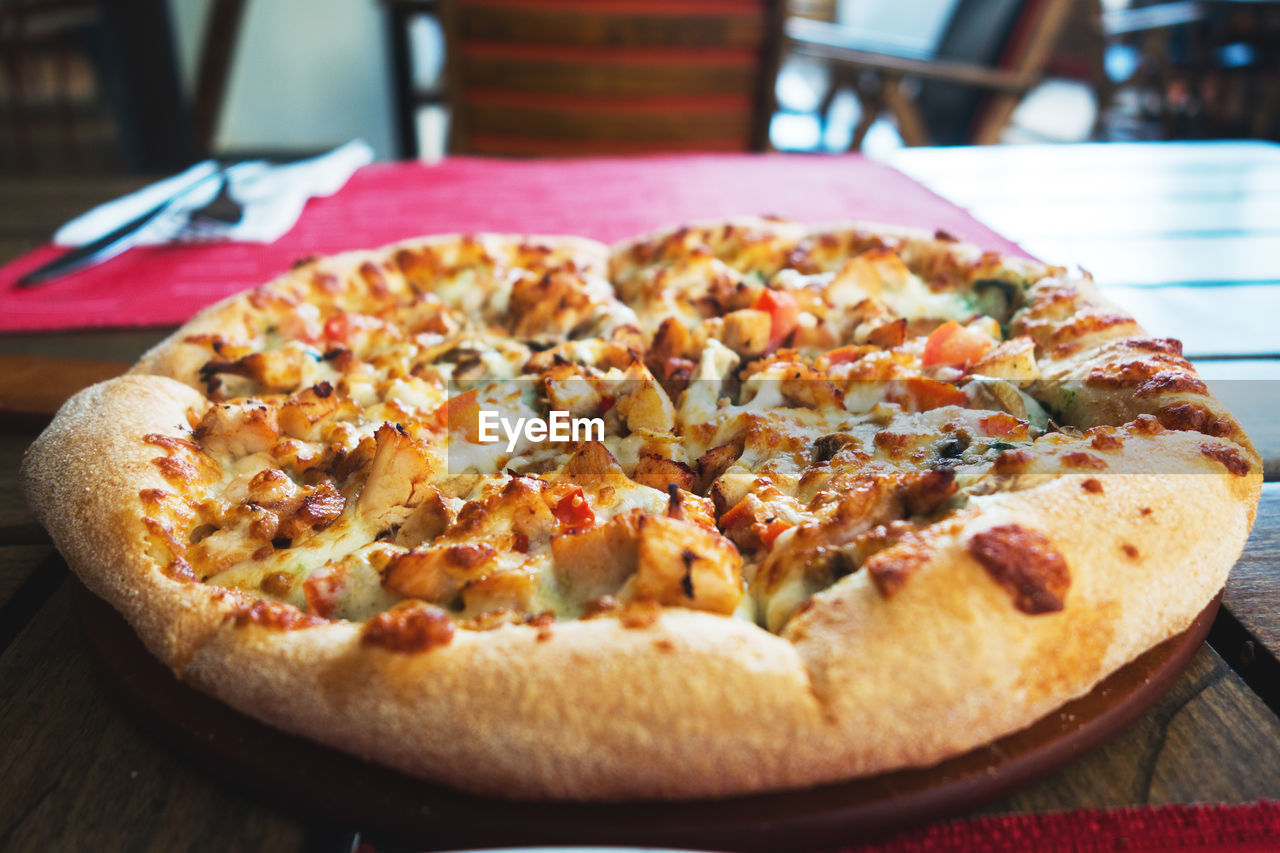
[53,139,375,247]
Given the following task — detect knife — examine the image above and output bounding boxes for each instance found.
[16,171,216,288]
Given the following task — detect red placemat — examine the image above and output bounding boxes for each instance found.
[0,154,1028,334]
[842,801,1280,853]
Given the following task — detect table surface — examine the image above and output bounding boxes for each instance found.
[2,143,1279,851]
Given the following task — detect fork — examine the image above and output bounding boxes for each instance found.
[16,166,239,287]
[179,170,245,241]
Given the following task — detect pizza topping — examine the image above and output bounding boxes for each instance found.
[144,223,1243,639]
[1199,443,1252,476]
[1158,403,1235,438]
[633,453,697,494]
[552,487,595,531]
[753,289,800,352]
[361,604,456,653]
[969,336,1038,381]
[1089,431,1122,450]
[357,423,435,529]
[302,564,349,619]
[720,308,773,358]
[922,321,994,370]
[231,596,327,630]
[260,570,294,596]
[1060,451,1107,470]
[626,515,743,615]
[864,538,933,598]
[967,524,1070,615]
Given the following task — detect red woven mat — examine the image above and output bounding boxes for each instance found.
[843,801,1280,853]
[0,154,1027,333]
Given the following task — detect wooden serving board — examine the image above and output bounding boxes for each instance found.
[74,581,1220,851]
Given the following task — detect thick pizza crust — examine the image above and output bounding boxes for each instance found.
[22,374,1259,800]
[21,225,1263,801]
[21,376,234,665]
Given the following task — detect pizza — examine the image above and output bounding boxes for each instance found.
[22,218,1261,801]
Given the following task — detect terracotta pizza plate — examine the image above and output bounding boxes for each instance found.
[73,579,1220,851]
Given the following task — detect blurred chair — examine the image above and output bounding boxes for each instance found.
[786,0,1076,148]
[0,0,194,173]
[1101,1,1280,141]
[1044,0,1111,134]
[0,0,103,170]
[440,0,785,156]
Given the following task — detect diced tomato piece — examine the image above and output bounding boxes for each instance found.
[302,566,346,620]
[323,313,380,347]
[753,289,800,351]
[904,376,968,411]
[758,519,791,547]
[554,487,595,530]
[821,344,874,367]
[322,311,381,348]
[721,498,790,551]
[323,314,354,344]
[719,498,754,531]
[431,389,481,441]
[980,412,1029,440]
[922,321,994,369]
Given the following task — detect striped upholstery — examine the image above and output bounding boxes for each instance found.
[445,0,778,156]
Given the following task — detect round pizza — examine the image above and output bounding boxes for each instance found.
[22,217,1261,800]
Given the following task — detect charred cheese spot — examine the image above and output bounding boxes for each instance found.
[967,525,1070,615]
[994,449,1034,473]
[1130,414,1166,435]
[1089,431,1122,450]
[261,571,294,596]
[144,433,221,484]
[618,599,662,629]
[1082,478,1104,493]
[1061,451,1107,470]
[361,605,455,652]
[1159,404,1236,438]
[865,542,931,598]
[231,597,326,630]
[1199,443,1252,476]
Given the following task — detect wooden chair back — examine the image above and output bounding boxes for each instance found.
[917,0,1075,145]
[442,0,783,156]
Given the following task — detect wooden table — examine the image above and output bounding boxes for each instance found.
[3,144,1280,850]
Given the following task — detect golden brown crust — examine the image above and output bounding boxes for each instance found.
[21,376,232,667]
[786,434,1258,779]
[22,222,1262,801]
[26,380,1258,800]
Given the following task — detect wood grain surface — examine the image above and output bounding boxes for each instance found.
[0,586,306,853]
[1227,484,1280,654]
[0,583,1275,851]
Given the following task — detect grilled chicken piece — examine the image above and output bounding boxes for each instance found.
[357,423,435,531]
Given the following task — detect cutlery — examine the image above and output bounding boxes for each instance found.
[16,167,234,288]
[182,171,245,238]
